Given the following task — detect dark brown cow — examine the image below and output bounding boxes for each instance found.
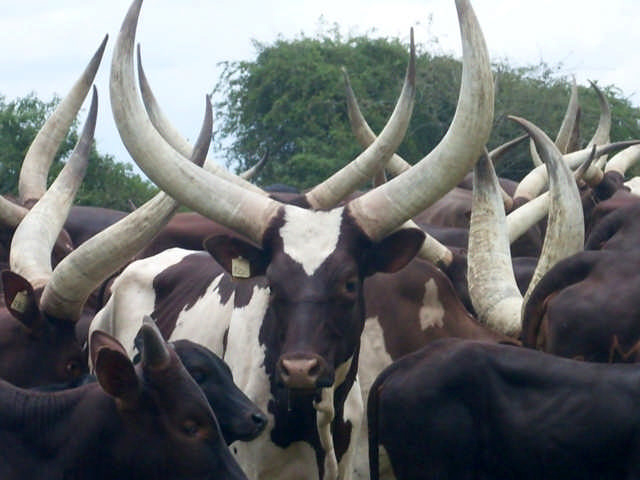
[0,88,99,388]
[522,249,640,362]
[368,338,640,480]
[0,318,247,480]
[584,194,640,251]
[520,164,640,362]
[37,337,268,446]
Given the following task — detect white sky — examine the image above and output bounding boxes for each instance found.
[2,0,639,178]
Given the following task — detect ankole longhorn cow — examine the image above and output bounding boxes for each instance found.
[88,0,493,478]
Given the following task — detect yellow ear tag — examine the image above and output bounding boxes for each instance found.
[231,256,251,279]
[10,290,29,313]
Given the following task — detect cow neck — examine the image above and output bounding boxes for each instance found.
[0,381,117,460]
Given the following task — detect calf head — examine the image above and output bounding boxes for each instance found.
[0,270,86,387]
[168,339,268,444]
[91,318,247,479]
[205,207,425,393]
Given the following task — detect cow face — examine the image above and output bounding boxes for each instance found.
[91,325,247,480]
[0,270,87,387]
[169,339,268,444]
[205,207,425,393]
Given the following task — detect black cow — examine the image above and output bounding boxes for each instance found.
[368,338,640,480]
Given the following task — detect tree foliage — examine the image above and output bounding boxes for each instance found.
[212,30,640,188]
[0,93,156,211]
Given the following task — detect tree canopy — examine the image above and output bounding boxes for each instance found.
[0,93,157,210]
[212,30,640,188]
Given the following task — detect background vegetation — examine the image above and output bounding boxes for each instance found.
[3,29,640,203]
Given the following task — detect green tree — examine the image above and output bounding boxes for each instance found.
[212,31,640,187]
[0,93,156,210]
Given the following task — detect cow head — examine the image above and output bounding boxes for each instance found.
[205,209,425,392]
[91,318,247,479]
[166,339,268,444]
[0,270,87,387]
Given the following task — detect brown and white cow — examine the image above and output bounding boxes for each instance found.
[0,317,248,480]
[89,0,493,479]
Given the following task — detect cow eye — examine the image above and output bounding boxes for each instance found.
[343,277,358,295]
[182,420,201,437]
[189,368,206,384]
[65,359,82,378]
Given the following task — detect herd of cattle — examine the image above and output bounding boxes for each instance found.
[3,0,640,478]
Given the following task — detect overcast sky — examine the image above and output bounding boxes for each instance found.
[2,0,639,178]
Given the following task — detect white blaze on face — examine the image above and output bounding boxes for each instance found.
[419,279,445,330]
[280,206,344,275]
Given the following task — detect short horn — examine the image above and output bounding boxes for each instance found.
[139,316,171,369]
[239,150,270,180]
[19,35,107,205]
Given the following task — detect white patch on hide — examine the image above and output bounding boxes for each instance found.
[419,278,445,330]
[169,273,234,354]
[222,284,323,480]
[315,357,349,480]
[280,206,344,275]
[89,248,193,364]
[353,317,394,480]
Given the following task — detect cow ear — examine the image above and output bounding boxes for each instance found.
[1,270,42,331]
[91,330,140,406]
[363,228,425,276]
[203,235,269,278]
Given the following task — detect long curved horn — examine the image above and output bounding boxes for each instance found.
[136,46,267,196]
[343,67,413,178]
[506,146,596,245]
[0,197,29,229]
[586,80,611,169]
[111,0,281,246]
[303,31,416,210]
[555,77,579,154]
[513,140,640,201]
[468,150,522,336]
[40,96,213,322]
[510,116,584,312]
[18,36,107,206]
[346,0,494,241]
[10,88,97,291]
[468,116,583,336]
[604,144,640,177]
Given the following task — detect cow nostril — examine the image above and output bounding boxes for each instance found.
[308,361,320,378]
[252,412,267,427]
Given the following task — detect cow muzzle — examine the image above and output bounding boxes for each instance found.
[277,353,333,390]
